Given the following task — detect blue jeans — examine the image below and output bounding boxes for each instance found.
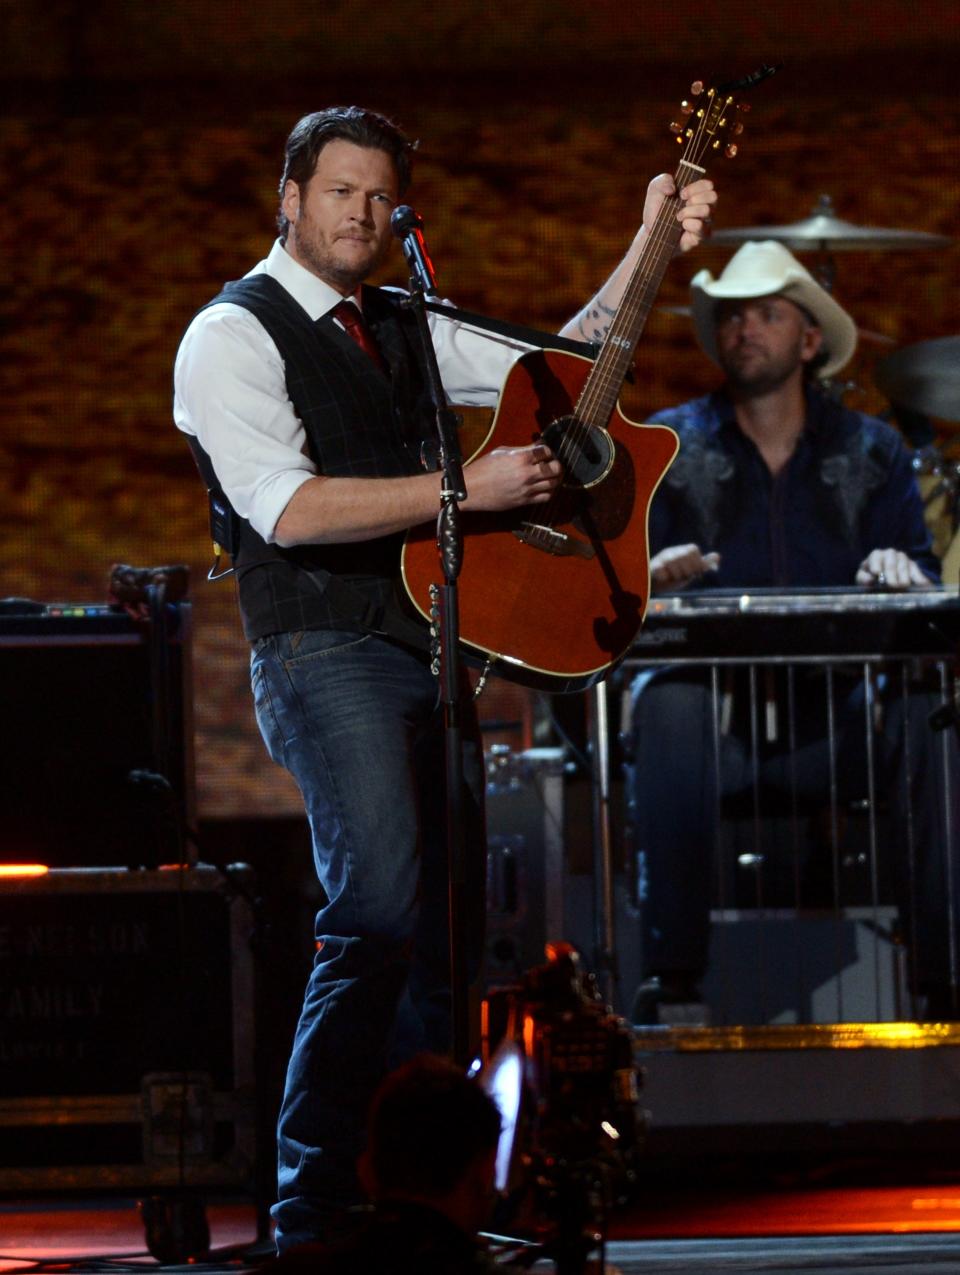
[250,628,485,1251]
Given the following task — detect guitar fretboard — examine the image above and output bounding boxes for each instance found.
[576,157,705,430]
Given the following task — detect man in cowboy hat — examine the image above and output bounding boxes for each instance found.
[626,240,956,1024]
[648,238,936,592]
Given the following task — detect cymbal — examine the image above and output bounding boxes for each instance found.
[711,195,951,252]
[875,336,960,422]
[855,328,897,348]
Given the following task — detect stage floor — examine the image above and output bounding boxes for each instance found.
[4,1184,960,1274]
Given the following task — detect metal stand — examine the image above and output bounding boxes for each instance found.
[400,273,474,1067]
[587,679,619,1009]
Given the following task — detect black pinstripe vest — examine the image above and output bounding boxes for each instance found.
[199,274,431,642]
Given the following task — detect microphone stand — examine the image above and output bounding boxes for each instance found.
[392,207,473,1066]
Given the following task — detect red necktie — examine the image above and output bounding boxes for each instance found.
[330,300,387,374]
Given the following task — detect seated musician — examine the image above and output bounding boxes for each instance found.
[627,240,957,1023]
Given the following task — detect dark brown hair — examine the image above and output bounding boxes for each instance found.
[276,106,415,240]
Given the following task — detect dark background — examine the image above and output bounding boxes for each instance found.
[2,1,958,818]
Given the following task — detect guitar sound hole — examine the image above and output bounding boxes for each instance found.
[540,416,614,489]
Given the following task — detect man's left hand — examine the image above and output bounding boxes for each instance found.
[856,548,934,590]
[644,174,717,253]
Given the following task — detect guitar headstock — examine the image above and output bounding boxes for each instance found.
[670,80,748,164]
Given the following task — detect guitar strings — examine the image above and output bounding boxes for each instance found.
[548,192,682,493]
[531,195,679,531]
[565,101,713,441]
[579,100,717,425]
[578,183,683,421]
[533,92,720,534]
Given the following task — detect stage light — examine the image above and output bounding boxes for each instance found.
[480,1039,524,1194]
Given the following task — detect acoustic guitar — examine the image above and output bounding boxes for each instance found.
[402,80,751,693]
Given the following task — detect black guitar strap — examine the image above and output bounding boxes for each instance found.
[421,299,598,360]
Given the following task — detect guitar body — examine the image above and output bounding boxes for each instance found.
[402,74,757,690]
[401,348,678,692]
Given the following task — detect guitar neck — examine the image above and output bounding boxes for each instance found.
[575,155,706,429]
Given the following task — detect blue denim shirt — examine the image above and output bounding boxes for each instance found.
[648,387,940,587]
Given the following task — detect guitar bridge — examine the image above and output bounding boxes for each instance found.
[512,522,596,560]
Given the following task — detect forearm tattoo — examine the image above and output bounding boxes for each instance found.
[577,297,617,343]
[576,296,617,343]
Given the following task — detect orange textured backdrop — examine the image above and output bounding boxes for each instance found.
[1,2,958,815]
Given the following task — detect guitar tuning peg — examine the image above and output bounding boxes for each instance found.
[725,143,739,159]
[669,121,684,135]
[732,122,744,136]
[690,80,704,95]
[680,100,694,116]
[737,101,751,113]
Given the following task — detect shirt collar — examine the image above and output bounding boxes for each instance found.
[712,383,836,444]
[709,389,740,437]
[802,382,839,439]
[254,239,360,321]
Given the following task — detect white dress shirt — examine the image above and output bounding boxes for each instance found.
[174,239,529,543]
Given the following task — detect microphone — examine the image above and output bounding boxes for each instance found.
[391,205,439,298]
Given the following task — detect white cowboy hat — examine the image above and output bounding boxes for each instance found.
[689,239,859,378]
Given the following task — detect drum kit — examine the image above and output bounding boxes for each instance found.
[673,194,960,576]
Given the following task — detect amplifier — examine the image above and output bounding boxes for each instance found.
[485,747,568,985]
[0,865,255,1192]
[0,600,195,867]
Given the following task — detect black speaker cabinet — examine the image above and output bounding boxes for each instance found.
[0,601,196,867]
[0,865,254,1191]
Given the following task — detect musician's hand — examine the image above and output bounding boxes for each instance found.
[855,548,934,590]
[643,174,717,253]
[463,443,563,510]
[651,543,721,591]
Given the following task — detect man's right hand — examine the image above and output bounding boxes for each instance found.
[273,443,563,547]
[462,443,564,511]
[855,547,934,590]
[651,543,721,591]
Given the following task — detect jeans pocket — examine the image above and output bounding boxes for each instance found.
[282,629,372,670]
[251,657,285,764]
